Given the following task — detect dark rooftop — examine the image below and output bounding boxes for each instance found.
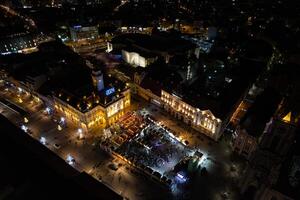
[51,74,128,112]
[139,61,184,97]
[165,58,263,120]
[272,129,300,200]
[240,88,282,137]
[111,33,196,54]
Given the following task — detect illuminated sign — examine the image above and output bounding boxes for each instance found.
[105,87,115,96]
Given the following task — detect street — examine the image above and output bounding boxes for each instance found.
[0,84,247,200]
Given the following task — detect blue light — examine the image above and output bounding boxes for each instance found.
[21,125,28,132]
[40,137,46,145]
[176,172,187,183]
[105,87,115,96]
[66,154,75,165]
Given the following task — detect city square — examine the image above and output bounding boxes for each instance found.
[115,111,197,178]
[1,1,299,200]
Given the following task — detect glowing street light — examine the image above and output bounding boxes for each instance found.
[21,125,28,132]
[176,172,187,183]
[45,107,51,114]
[77,128,84,139]
[40,137,46,145]
[66,154,75,165]
[24,117,29,123]
[60,117,65,124]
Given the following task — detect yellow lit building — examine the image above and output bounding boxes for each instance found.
[4,69,131,133]
[53,79,130,132]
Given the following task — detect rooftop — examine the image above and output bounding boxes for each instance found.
[52,74,128,113]
[111,33,196,55]
[240,88,282,137]
[140,61,184,97]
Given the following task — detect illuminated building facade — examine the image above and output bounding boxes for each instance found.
[161,90,222,140]
[4,71,130,132]
[53,88,130,131]
[0,39,131,133]
[51,68,131,131]
[114,56,254,141]
[122,49,157,68]
[70,25,99,41]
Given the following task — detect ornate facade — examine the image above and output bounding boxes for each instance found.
[161,90,222,140]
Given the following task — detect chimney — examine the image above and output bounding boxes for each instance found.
[92,69,104,91]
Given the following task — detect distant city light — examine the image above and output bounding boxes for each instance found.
[66,154,75,165]
[60,117,65,123]
[77,128,84,139]
[40,137,46,145]
[21,125,28,132]
[45,107,51,114]
[24,117,29,123]
[176,172,187,183]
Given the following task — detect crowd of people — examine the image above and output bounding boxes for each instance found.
[117,120,193,175]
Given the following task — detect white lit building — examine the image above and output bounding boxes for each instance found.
[161,90,222,140]
[121,49,157,68]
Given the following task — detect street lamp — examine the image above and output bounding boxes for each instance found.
[45,107,51,114]
[66,154,75,165]
[40,137,46,145]
[24,117,29,123]
[21,124,28,132]
[77,128,84,139]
